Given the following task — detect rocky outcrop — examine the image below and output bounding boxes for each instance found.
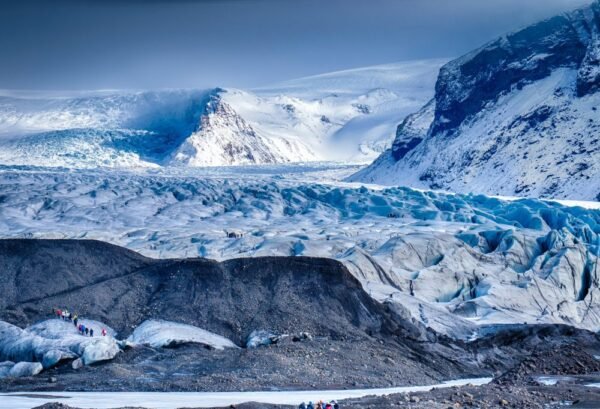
[168,91,291,166]
[431,6,596,136]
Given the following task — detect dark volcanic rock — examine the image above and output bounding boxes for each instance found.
[495,344,600,385]
[432,1,599,135]
[5,239,600,398]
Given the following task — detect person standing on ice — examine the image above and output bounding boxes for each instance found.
[101,328,107,337]
[90,328,94,337]
[85,327,89,336]
[73,314,78,327]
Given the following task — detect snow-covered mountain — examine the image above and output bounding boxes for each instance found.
[0,59,444,168]
[350,1,600,201]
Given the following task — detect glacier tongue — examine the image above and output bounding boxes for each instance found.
[0,167,598,339]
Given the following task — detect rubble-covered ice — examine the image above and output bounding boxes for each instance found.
[127,320,239,350]
[0,166,599,339]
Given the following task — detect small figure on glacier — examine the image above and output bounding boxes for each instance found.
[101,328,107,337]
[90,328,94,337]
[73,314,78,327]
[306,401,314,409]
[85,327,89,336]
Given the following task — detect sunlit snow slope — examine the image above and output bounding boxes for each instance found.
[0,60,444,168]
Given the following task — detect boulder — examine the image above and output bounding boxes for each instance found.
[8,361,43,378]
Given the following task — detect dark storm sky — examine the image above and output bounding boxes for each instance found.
[0,0,592,90]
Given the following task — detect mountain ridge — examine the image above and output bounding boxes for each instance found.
[349,1,600,201]
[0,60,444,168]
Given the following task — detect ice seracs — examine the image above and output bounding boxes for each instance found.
[0,319,120,378]
[0,318,241,378]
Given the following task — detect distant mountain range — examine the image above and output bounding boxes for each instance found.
[0,60,443,168]
[349,0,600,201]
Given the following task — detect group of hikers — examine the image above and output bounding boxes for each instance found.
[53,308,108,337]
[299,401,339,409]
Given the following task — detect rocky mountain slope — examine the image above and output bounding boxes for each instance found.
[350,1,600,201]
[0,60,443,168]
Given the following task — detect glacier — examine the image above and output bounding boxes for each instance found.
[0,166,598,340]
